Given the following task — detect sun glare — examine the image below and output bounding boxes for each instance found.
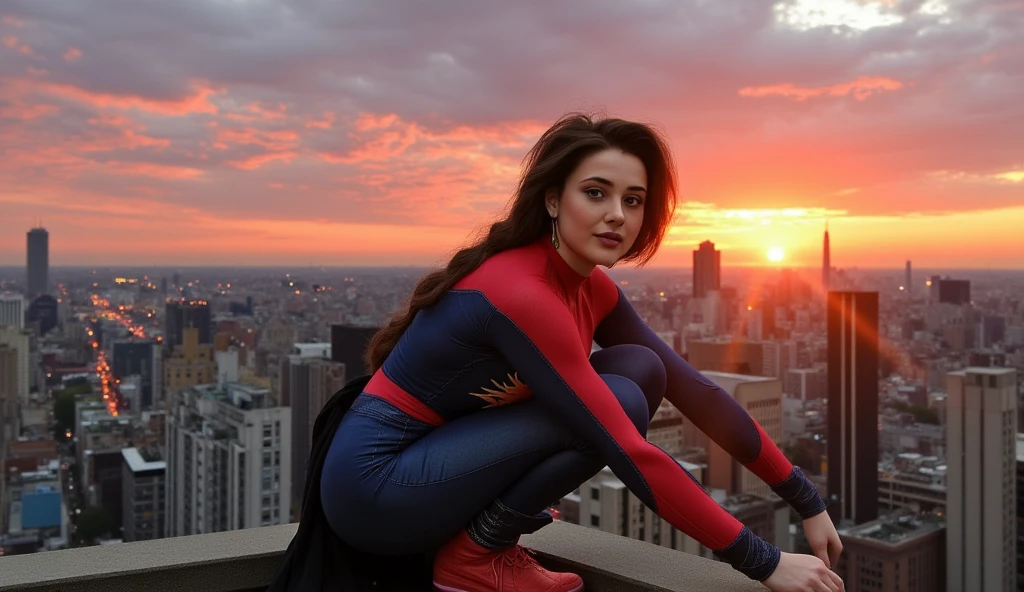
[767,247,785,262]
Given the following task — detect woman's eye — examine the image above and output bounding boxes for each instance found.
[586,188,604,198]
[626,196,643,206]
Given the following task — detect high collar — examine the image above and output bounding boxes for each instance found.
[538,236,589,295]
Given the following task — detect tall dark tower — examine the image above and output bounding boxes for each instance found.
[692,240,721,298]
[827,291,879,525]
[26,227,49,299]
[905,260,912,295]
[822,223,830,293]
[330,324,380,377]
[164,300,212,349]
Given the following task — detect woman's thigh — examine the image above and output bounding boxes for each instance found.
[323,396,584,554]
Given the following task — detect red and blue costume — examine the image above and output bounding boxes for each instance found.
[321,237,824,582]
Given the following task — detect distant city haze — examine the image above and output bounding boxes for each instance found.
[1,1,1022,268]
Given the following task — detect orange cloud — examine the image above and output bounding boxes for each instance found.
[223,102,290,124]
[103,161,203,179]
[739,75,905,101]
[83,114,171,151]
[36,80,220,116]
[2,16,24,27]
[0,100,58,120]
[63,47,82,62]
[228,151,298,170]
[306,111,335,129]
[214,127,299,151]
[3,35,34,56]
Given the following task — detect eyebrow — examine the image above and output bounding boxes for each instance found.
[581,176,647,193]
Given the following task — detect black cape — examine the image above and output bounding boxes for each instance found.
[266,375,436,591]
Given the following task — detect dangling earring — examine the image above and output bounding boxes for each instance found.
[550,217,559,249]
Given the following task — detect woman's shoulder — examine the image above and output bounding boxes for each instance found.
[455,244,552,301]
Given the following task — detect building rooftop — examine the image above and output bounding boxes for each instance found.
[718,492,775,514]
[192,381,272,410]
[122,447,166,473]
[839,512,944,547]
[290,342,331,358]
[949,367,1016,376]
[702,371,777,383]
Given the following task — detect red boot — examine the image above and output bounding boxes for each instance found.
[433,529,584,592]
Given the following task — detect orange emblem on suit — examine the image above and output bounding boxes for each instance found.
[470,373,533,408]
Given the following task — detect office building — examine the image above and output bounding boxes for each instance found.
[330,324,379,378]
[284,356,345,519]
[836,512,946,592]
[946,367,1017,592]
[785,367,827,403]
[905,260,912,295]
[164,328,217,400]
[0,345,18,446]
[692,240,721,299]
[0,294,25,329]
[112,339,161,410]
[121,446,166,542]
[939,279,971,306]
[1016,434,1024,591]
[164,300,212,349]
[702,372,784,499]
[165,382,291,537]
[687,338,765,377]
[0,325,30,404]
[827,291,880,524]
[822,225,831,292]
[877,454,947,514]
[570,464,787,558]
[26,227,49,299]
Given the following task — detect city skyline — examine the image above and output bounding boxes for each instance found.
[1,1,1022,268]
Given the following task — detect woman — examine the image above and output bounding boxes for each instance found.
[320,114,845,592]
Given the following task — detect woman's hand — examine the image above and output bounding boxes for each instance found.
[762,552,844,592]
[803,511,843,569]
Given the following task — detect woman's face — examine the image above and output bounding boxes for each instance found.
[545,148,647,275]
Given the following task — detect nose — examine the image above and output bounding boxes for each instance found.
[605,198,625,225]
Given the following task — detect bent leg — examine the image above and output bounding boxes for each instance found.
[589,343,667,420]
[330,376,650,555]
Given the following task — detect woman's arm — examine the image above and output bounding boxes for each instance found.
[592,283,825,520]
[479,282,780,582]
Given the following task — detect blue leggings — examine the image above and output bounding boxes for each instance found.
[320,344,666,555]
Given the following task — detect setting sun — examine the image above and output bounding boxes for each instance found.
[767,247,785,262]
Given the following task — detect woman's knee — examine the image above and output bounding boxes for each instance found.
[591,344,666,416]
[600,375,651,436]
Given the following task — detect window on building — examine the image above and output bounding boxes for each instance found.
[591,515,600,527]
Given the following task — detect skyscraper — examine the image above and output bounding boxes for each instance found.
[165,382,291,537]
[692,240,721,298]
[822,223,831,293]
[285,357,345,519]
[827,291,879,525]
[164,300,212,349]
[938,279,971,306]
[905,260,912,295]
[946,368,1017,592]
[330,324,380,377]
[26,227,49,299]
[0,295,25,329]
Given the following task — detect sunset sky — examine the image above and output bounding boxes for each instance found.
[1,0,1021,269]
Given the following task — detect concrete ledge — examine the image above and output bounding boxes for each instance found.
[0,525,296,592]
[523,521,763,592]
[0,520,761,591]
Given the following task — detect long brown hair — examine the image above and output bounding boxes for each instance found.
[365,113,678,372]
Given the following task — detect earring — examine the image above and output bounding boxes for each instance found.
[550,217,559,249]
